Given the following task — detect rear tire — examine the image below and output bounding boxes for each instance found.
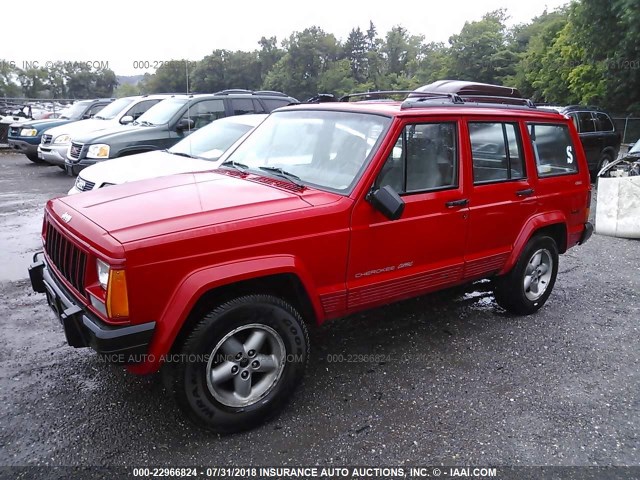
[494,235,559,315]
[162,294,309,433]
[26,152,45,164]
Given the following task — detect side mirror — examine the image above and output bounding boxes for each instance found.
[82,113,92,119]
[120,115,134,125]
[367,185,405,220]
[176,118,195,131]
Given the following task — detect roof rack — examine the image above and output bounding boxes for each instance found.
[339,90,465,104]
[212,89,291,98]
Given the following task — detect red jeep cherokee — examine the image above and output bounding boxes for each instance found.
[29,83,593,433]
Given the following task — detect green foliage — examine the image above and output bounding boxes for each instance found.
[114,83,140,98]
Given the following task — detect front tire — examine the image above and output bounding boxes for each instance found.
[163,294,309,433]
[494,236,559,315]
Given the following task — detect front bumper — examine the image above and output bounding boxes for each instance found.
[28,252,155,362]
[64,158,96,176]
[8,139,39,155]
[38,144,68,165]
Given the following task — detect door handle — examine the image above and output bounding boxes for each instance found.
[516,188,534,197]
[445,198,469,208]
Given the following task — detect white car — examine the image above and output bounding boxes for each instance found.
[68,114,266,195]
[39,95,169,166]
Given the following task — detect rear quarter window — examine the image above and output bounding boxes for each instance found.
[528,123,578,177]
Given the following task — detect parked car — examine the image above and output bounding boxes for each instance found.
[595,138,640,239]
[38,95,170,167]
[68,114,266,194]
[64,90,298,175]
[8,99,114,163]
[547,105,621,177]
[29,81,593,433]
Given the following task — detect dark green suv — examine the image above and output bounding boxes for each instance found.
[65,90,297,175]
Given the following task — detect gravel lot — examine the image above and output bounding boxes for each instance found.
[0,152,638,471]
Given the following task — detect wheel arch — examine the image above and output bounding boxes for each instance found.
[499,212,568,275]
[128,255,321,374]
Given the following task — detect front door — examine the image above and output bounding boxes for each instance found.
[347,120,468,312]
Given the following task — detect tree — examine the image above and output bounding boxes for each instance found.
[343,27,368,83]
[448,10,515,85]
[0,60,21,97]
[262,26,339,100]
[141,60,193,94]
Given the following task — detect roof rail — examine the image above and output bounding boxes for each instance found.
[340,90,466,105]
[253,90,290,97]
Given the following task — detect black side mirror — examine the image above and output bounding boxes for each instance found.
[176,118,195,131]
[367,185,405,220]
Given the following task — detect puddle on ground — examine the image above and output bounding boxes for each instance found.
[0,209,45,282]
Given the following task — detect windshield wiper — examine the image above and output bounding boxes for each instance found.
[258,166,305,188]
[134,120,154,127]
[220,160,250,172]
[168,151,194,158]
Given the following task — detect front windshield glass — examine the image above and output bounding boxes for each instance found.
[60,101,91,120]
[94,98,135,120]
[170,120,255,160]
[136,98,188,125]
[629,139,640,154]
[223,110,391,193]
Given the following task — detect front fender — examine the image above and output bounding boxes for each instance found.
[498,211,567,275]
[128,255,321,374]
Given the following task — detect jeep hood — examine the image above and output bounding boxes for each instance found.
[59,171,313,244]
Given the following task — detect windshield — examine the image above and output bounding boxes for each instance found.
[223,110,391,193]
[169,120,256,160]
[60,101,92,120]
[94,98,135,120]
[136,98,188,126]
[629,139,640,154]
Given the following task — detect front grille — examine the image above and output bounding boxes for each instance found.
[44,219,87,295]
[9,126,20,137]
[41,134,53,145]
[76,177,95,192]
[69,142,83,160]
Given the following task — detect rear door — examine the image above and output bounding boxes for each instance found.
[464,119,537,279]
[347,118,468,311]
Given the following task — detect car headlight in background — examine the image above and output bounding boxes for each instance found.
[96,259,110,289]
[87,144,110,159]
[20,128,38,137]
[53,134,71,144]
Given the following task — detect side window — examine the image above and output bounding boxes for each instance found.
[125,100,160,121]
[469,122,525,184]
[262,98,291,112]
[577,112,595,133]
[87,103,106,118]
[528,123,578,177]
[252,99,266,114]
[181,99,225,129]
[376,122,457,194]
[230,98,255,115]
[595,112,614,132]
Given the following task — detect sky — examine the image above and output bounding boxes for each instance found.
[1,0,570,76]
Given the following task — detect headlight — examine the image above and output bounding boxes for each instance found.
[53,134,71,145]
[20,128,38,137]
[96,259,110,289]
[87,144,110,159]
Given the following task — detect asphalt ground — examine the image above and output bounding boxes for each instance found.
[0,152,638,476]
